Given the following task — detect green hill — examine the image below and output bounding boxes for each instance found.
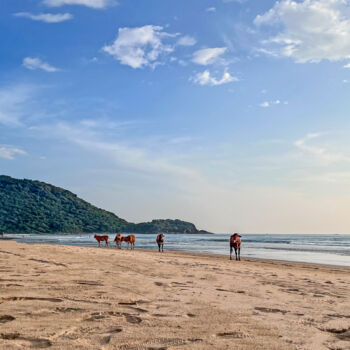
[125,219,199,234]
[0,175,206,234]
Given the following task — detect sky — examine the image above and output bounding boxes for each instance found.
[2,0,350,233]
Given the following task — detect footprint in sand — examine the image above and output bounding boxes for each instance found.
[154,281,167,286]
[76,280,103,286]
[0,315,15,323]
[109,327,123,333]
[1,296,62,303]
[119,301,137,305]
[216,331,247,339]
[255,307,288,315]
[123,313,142,324]
[0,333,52,348]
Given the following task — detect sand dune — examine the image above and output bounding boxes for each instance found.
[0,241,349,349]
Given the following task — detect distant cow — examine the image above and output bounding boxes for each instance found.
[122,235,136,249]
[230,233,241,261]
[94,234,109,247]
[156,233,165,252]
[114,234,123,249]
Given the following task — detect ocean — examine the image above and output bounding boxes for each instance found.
[5,233,350,267]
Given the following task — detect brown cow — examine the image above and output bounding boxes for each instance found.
[121,235,136,249]
[94,234,109,247]
[230,233,241,261]
[114,234,123,249]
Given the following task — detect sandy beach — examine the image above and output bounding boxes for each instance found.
[0,241,349,350]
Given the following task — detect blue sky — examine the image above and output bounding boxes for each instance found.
[2,0,350,233]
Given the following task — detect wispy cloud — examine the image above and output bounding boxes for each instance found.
[255,0,350,63]
[43,0,115,9]
[44,121,202,184]
[103,25,177,69]
[294,133,350,164]
[192,70,238,86]
[23,57,59,72]
[0,84,37,126]
[206,7,216,12]
[177,35,196,47]
[14,12,73,23]
[192,47,227,65]
[0,146,26,160]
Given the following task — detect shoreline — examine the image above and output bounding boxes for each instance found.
[4,238,350,269]
[1,241,349,349]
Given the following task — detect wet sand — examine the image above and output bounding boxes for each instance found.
[0,241,349,349]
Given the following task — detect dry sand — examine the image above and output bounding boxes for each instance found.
[0,241,349,350]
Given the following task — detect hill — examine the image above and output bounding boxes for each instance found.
[0,175,206,234]
[125,219,199,234]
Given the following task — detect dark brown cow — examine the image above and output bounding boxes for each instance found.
[230,233,241,261]
[94,234,109,247]
[156,233,165,252]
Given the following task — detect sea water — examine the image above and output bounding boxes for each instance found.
[5,233,350,267]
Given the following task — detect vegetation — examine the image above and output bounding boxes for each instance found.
[125,219,199,234]
[0,175,205,234]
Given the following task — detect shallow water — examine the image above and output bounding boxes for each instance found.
[6,233,350,267]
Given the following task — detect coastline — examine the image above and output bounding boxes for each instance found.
[5,232,350,267]
[1,241,349,349]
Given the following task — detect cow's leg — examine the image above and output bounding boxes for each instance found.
[230,246,233,260]
[158,244,160,252]
[235,248,238,261]
[161,244,163,252]
[106,240,109,247]
[98,241,100,247]
[238,248,241,261]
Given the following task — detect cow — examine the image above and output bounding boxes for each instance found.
[114,234,123,249]
[94,234,109,247]
[230,233,241,261]
[121,235,136,249]
[156,233,165,252]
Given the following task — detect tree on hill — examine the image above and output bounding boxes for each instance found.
[0,175,206,234]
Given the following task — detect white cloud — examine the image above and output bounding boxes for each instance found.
[260,101,270,108]
[177,35,197,46]
[192,47,227,65]
[103,25,176,69]
[23,57,59,72]
[344,62,350,68]
[255,0,350,63]
[43,0,114,8]
[192,70,238,86]
[0,146,26,160]
[14,12,72,23]
[206,7,216,12]
[259,100,283,107]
